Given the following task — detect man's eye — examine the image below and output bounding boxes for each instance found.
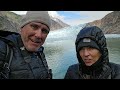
[30,24,39,30]
[42,29,49,34]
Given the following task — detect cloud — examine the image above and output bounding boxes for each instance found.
[11,11,27,15]
[11,11,113,26]
[48,11,113,26]
[61,11,113,26]
[79,11,113,19]
[48,11,65,20]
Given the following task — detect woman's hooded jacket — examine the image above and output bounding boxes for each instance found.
[64,26,120,79]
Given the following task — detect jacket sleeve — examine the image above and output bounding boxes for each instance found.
[110,62,120,79]
[64,66,72,79]
[64,64,80,79]
[0,40,7,66]
[113,64,120,79]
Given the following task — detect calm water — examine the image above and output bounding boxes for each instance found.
[43,25,120,79]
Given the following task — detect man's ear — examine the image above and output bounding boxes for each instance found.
[19,29,22,34]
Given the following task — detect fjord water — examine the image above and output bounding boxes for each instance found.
[44,25,120,79]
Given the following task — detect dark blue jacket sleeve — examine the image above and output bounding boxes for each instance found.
[64,64,80,79]
[0,40,7,63]
[110,62,120,79]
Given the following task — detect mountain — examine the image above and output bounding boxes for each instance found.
[85,11,120,34]
[0,11,20,32]
[50,17,70,30]
[0,11,70,32]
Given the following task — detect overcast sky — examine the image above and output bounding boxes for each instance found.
[11,11,113,26]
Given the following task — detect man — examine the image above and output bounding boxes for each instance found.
[0,11,52,79]
[64,26,120,79]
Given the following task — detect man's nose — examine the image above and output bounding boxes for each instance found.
[35,29,42,38]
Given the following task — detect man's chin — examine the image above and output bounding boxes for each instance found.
[26,47,39,52]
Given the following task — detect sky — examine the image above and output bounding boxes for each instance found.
[11,11,113,26]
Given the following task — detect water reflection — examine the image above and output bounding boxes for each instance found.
[107,38,120,64]
[44,40,78,79]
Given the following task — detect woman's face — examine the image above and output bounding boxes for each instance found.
[79,47,101,66]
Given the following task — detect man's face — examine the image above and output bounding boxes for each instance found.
[79,47,101,66]
[20,22,49,52]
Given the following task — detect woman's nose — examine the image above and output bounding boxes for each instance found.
[84,48,90,56]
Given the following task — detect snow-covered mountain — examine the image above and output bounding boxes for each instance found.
[50,16,70,30]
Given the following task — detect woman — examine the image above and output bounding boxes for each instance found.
[64,26,120,79]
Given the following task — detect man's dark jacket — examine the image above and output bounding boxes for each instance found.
[0,31,52,79]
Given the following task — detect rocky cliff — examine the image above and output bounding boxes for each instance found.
[0,11,20,32]
[86,11,120,34]
[0,11,69,32]
[50,17,69,30]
